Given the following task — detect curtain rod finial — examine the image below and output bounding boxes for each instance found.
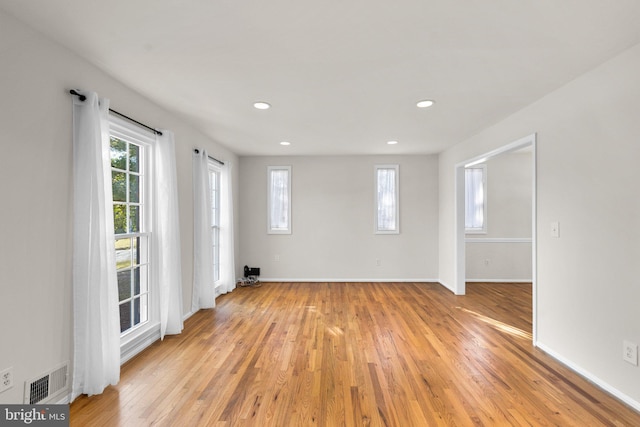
[69,89,86,102]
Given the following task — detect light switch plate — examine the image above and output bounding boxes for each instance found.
[551,222,560,238]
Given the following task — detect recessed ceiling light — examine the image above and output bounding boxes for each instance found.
[280,141,291,146]
[253,101,271,110]
[387,140,398,145]
[416,99,435,108]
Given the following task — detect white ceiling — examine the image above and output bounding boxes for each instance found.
[2,1,640,156]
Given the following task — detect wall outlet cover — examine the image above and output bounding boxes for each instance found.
[0,367,13,393]
[623,341,638,366]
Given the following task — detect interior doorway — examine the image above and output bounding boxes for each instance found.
[454,133,537,341]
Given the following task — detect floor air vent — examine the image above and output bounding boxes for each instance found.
[24,362,69,404]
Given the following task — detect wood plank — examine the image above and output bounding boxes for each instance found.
[70,282,640,426]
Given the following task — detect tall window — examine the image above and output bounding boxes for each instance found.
[268,166,291,234]
[465,165,487,233]
[110,118,154,335]
[209,163,221,282]
[375,165,399,234]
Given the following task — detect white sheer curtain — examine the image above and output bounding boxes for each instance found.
[219,162,236,294]
[71,91,120,399]
[154,130,184,339]
[465,167,485,229]
[192,150,216,310]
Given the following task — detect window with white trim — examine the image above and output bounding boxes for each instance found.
[267,166,291,234]
[209,163,221,281]
[110,117,154,335]
[375,165,399,234]
[465,165,487,233]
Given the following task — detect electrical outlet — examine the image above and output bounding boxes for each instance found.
[484,259,490,266]
[0,367,13,393]
[376,259,381,267]
[623,341,638,366]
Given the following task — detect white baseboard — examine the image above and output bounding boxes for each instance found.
[437,280,456,293]
[56,395,70,404]
[258,278,440,283]
[465,237,532,243]
[466,279,532,283]
[536,342,640,412]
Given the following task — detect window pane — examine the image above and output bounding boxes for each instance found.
[112,171,127,202]
[129,205,140,233]
[210,173,218,210]
[465,168,485,230]
[138,235,149,264]
[115,238,132,270]
[113,204,127,234]
[138,265,149,294]
[133,237,140,265]
[270,169,289,230]
[117,270,131,302]
[110,138,127,170]
[141,295,148,324]
[137,295,149,324]
[377,168,397,231]
[110,120,150,337]
[133,267,140,295]
[129,144,139,173]
[129,174,139,203]
[133,297,141,325]
[212,226,220,282]
[119,302,131,333]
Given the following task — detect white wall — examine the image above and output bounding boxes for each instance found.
[0,10,239,404]
[466,152,533,281]
[239,155,439,281]
[439,43,640,406]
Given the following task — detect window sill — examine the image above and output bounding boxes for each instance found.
[120,321,161,364]
[465,230,487,235]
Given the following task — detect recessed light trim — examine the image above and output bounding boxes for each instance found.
[416,99,435,108]
[387,140,398,145]
[253,101,271,110]
[280,141,291,146]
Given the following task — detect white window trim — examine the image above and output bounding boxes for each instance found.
[109,115,160,348]
[267,166,292,234]
[465,164,488,234]
[374,164,400,235]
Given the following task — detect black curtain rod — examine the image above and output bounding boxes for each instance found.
[194,148,225,165]
[69,89,163,136]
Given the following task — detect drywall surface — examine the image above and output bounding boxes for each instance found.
[239,155,439,281]
[0,10,238,403]
[439,42,640,405]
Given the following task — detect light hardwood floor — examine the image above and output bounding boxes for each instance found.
[70,282,640,426]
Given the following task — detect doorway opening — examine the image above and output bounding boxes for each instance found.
[454,133,537,341]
